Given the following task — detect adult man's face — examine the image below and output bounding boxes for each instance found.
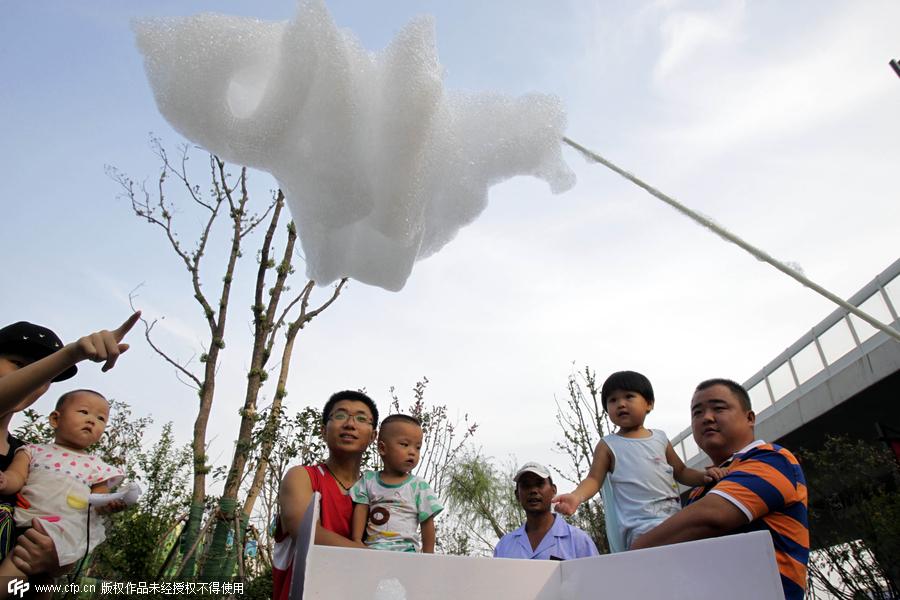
[516,472,556,515]
[322,399,376,455]
[691,384,755,465]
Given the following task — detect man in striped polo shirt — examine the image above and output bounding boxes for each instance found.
[632,378,809,600]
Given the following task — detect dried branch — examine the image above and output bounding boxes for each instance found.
[128,287,201,389]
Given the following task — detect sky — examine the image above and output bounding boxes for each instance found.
[2,0,899,489]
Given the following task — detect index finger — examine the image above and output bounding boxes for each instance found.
[113,311,141,342]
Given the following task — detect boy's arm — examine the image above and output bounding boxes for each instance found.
[0,451,30,494]
[553,440,612,515]
[279,466,365,549]
[665,442,728,487]
[351,503,369,544]
[420,516,436,554]
[0,312,140,415]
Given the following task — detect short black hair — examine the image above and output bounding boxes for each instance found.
[322,390,379,428]
[55,389,108,411]
[378,414,421,441]
[695,378,752,411]
[600,371,655,411]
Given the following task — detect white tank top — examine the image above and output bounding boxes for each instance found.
[600,429,681,551]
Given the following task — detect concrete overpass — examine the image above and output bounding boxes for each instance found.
[672,257,900,468]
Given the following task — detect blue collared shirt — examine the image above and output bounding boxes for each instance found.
[493,514,599,560]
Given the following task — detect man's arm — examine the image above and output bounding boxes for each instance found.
[630,493,747,550]
[278,466,365,549]
[11,519,65,576]
[420,516,436,554]
[0,312,140,415]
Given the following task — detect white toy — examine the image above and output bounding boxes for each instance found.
[89,481,142,508]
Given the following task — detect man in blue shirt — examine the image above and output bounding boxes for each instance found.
[493,462,599,560]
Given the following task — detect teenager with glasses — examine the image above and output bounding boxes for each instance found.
[273,390,379,600]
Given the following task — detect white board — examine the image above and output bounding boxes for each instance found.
[291,493,782,599]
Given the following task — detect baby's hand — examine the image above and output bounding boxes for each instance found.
[94,499,128,515]
[704,466,728,484]
[72,312,141,372]
[551,493,580,516]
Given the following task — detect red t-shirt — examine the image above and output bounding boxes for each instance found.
[272,465,352,600]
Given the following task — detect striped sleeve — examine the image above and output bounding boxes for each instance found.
[710,448,801,520]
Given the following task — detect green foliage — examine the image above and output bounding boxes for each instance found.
[799,435,900,599]
[88,422,192,582]
[12,408,53,443]
[444,452,523,554]
[243,566,273,600]
[247,405,328,559]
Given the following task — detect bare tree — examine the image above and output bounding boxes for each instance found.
[550,365,614,553]
[384,378,479,498]
[108,138,348,578]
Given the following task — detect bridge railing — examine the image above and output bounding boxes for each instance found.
[672,257,900,464]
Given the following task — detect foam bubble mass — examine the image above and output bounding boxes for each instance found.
[134,0,575,291]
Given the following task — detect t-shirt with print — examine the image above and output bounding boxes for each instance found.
[349,471,443,552]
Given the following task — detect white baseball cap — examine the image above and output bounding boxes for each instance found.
[513,461,551,482]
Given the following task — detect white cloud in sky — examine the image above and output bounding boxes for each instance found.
[653,0,745,82]
[82,267,206,350]
[650,1,899,155]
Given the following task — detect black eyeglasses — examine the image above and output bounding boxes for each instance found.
[329,410,373,426]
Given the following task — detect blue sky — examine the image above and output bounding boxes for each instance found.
[2,1,899,483]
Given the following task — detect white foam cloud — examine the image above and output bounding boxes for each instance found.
[133,0,574,291]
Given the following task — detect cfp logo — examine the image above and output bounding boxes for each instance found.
[7,578,29,598]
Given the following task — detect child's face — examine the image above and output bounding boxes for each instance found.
[378,421,422,475]
[0,354,51,409]
[51,391,110,450]
[606,389,653,430]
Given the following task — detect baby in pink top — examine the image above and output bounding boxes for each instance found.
[0,389,126,575]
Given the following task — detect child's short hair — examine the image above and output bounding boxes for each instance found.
[695,378,752,411]
[322,390,379,428]
[378,414,421,441]
[55,389,108,411]
[600,371,655,411]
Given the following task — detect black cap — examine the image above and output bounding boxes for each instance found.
[0,322,77,382]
